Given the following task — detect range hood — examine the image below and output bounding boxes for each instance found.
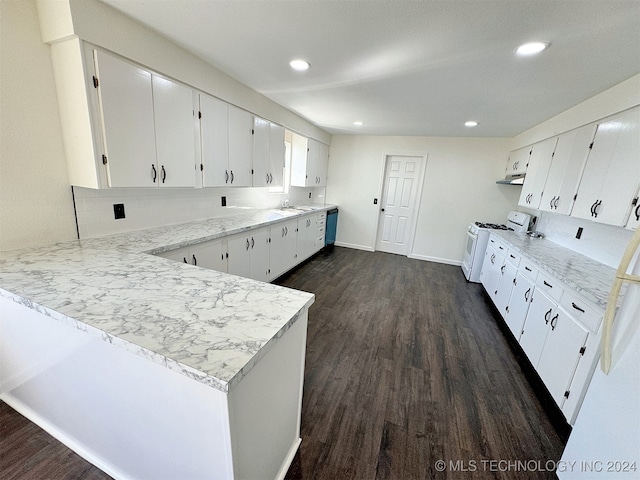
[496,174,525,185]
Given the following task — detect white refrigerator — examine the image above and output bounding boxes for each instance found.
[558,229,640,479]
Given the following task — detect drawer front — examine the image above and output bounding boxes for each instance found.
[536,271,564,303]
[506,248,522,267]
[488,235,508,255]
[317,212,326,221]
[519,258,539,282]
[559,290,603,333]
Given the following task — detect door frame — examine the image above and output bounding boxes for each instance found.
[373,152,428,256]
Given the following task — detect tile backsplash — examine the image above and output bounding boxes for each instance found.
[73,186,326,239]
[535,211,635,268]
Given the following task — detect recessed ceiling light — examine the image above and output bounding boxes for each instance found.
[465,121,478,127]
[515,42,549,56]
[353,121,364,126]
[289,59,310,71]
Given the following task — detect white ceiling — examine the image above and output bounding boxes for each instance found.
[100,0,640,137]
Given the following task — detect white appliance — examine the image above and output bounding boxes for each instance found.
[462,211,531,282]
[558,228,640,479]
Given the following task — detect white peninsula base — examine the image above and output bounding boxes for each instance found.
[0,296,308,480]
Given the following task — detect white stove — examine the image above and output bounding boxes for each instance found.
[462,211,531,283]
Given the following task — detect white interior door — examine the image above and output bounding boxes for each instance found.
[375,155,423,255]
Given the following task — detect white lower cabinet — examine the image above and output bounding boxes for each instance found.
[480,235,604,425]
[519,288,557,367]
[536,307,589,406]
[504,271,535,339]
[158,239,226,272]
[270,219,298,279]
[249,229,271,282]
[227,234,253,278]
[227,228,271,281]
[297,215,317,262]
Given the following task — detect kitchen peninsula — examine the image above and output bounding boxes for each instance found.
[0,206,333,480]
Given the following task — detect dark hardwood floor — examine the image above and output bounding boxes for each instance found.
[1,247,564,479]
[277,247,564,480]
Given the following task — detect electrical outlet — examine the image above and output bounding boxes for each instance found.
[373,198,378,205]
[113,203,125,220]
[221,196,227,207]
[576,227,583,239]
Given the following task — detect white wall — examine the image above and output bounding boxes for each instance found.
[326,136,521,264]
[0,0,77,252]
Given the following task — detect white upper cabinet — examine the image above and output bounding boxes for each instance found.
[518,137,558,210]
[506,146,530,177]
[95,50,157,188]
[152,76,197,187]
[571,107,640,226]
[95,50,196,188]
[625,185,640,231]
[199,93,229,187]
[291,135,329,187]
[199,96,252,187]
[227,105,253,187]
[252,118,285,187]
[539,124,597,215]
[268,123,285,187]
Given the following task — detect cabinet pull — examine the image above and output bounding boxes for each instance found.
[525,266,532,272]
[571,302,585,313]
[543,280,552,288]
[270,173,273,183]
[500,265,505,274]
[544,308,552,324]
[490,254,495,265]
[554,196,560,209]
[550,314,558,330]
[510,254,516,259]
[549,196,555,209]
[152,164,157,183]
[251,237,255,248]
[192,254,197,266]
[161,165,167,183]
[635,203,640,221]
[266,173,270,183]
[285,226,288,235]
[281,227,285,237]
[246,238,250,250]
[183,257,188,263]
[593,199,601,218]
[230,170,234,183]
[225,170,229,183]
[524,288,530,302]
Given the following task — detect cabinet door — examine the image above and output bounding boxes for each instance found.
[200,94,229,187]
[305,139,321,186]
[270,220,298,278]
[316,142,329,186]
[518,137,558,209]
[249,228,270,282]
[519,289,555,367]
[228,105,252,186]
[506,146,530,176]
[268,123,285,187]
[626,187,640,231]
[95,50,156,187]
[190,240,227,273]
[494,261,518,319]
[252,116,270,187]
[539,124,597,215]
[296,216,315,261]
[152,75,196,187]
[480,245,503,303]
[290,133,309,187]
[505,272,535,340]
[227,235,252,278]
[572,108,640,226]
[536,308,589,406]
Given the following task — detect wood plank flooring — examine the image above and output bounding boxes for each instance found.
[277,247,564,480]
[1,247,564,479]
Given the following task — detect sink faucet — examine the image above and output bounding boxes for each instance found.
[281,199,290,208]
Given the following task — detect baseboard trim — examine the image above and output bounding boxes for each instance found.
[408,253,462,266]
[275,437,302,480]
[334,242,374,252]
[0,393,128,480]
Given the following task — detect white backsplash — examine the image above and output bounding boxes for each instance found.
[534,211,634,268]
[73,186,327,239]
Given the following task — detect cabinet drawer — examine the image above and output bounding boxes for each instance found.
[559,290,603,333]
[317,212,326,221]
[536,271,564,302]
[520,258,539,282]
[488,235,508,255]
[506,248,522,267]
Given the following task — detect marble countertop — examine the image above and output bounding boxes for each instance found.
[493,231,616,309]
[0,206,335,393]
